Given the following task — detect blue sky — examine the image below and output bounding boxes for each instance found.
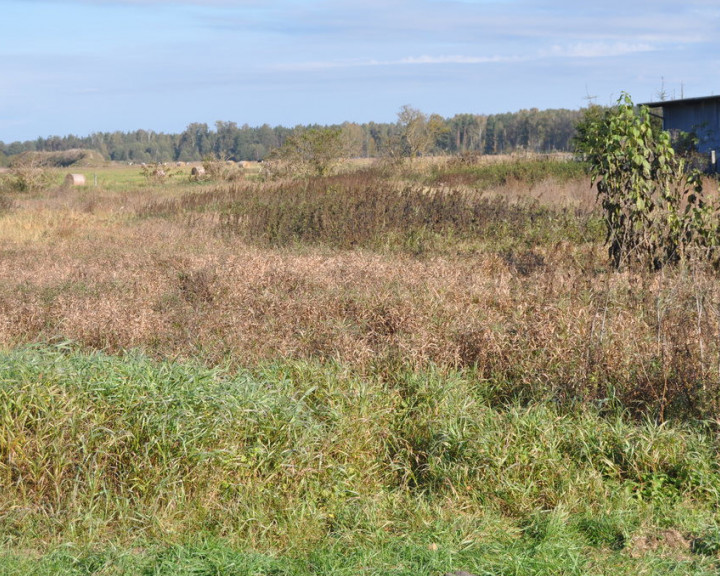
[1,0,719,143]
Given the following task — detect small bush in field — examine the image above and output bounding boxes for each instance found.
[201,155,245,181]
[578,93,720,270]
[2,153,54,192]
[0,193,15,213]
[265,127,347,178]
[140,162,181,184]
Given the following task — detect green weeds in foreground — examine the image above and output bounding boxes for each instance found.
[1,346,720,573]
[3,535,720,576]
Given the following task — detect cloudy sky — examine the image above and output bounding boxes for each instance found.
[1,0,719,143]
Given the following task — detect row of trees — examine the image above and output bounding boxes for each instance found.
[0,107,584,166]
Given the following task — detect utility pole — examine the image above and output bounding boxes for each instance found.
[583,85,597,107]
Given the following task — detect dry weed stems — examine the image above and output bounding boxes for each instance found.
[1,164,718,418]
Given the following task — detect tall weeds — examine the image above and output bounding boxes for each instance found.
[0,160,719,419]
[139,169,596,253]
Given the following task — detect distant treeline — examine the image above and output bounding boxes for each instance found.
[0,108,583,165]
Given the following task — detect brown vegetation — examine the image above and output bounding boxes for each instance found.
[1,160,719,420]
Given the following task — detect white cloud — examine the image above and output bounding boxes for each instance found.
[396,54,522,64]
[544,42,656,59]
[274,53,526,71]
[275,41,658,72]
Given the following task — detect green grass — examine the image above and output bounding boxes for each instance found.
[1,345,720,573]
[40,164,207,194]
[3,535,720,576]
[429,157,589,189]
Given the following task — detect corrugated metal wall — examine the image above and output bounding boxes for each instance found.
[663,100,720,153]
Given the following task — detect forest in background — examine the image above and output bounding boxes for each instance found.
[0,107,583,165]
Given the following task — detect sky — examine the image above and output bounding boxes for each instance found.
[1,0,719,143]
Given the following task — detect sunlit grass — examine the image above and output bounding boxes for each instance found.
[1,346,720,574]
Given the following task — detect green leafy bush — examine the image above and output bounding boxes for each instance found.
[265,127,347,178]
[578,94,720,270]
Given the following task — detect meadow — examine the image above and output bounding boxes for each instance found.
[1,157,720,575]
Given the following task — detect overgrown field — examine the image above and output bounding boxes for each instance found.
[1,158,720,574]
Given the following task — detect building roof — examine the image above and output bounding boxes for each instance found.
[639,95,720,108]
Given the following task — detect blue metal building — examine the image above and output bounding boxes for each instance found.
[640,95,720,154]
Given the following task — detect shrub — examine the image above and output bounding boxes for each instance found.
[578,93,720,270]
[140,162,179,184]
[1,153,54,193]
[265,127,347,178]
[201,155,245,182]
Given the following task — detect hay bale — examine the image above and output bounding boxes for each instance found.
[190,166,207,181]
[65,173,86,186]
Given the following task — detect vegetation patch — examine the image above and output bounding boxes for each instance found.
[2,145,720,573]
[139,165,598,253]
[430,156,588,189]
[1,346,720,574]
[577,94,720,270]
[11,149,106,168]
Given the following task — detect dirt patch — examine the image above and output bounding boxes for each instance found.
[627,529,691,559]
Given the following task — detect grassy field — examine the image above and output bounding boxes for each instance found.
[1,157,720,574]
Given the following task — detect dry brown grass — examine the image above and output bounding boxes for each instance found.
[1,166,719,419]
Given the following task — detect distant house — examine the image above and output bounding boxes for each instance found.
[640,95,720,155]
